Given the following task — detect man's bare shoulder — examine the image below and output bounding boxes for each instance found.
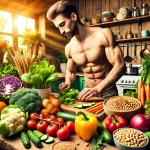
[65,42,73,58]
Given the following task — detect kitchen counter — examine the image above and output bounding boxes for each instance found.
[0,117,119,150]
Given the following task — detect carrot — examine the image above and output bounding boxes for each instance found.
[146,85,150,100]
[138,80,143,101]
[86,102,103,111]
[95,108,104,114]
[141,87,145,108]
[87,105,103,113]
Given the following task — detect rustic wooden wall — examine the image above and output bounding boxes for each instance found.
[45,0,150,71]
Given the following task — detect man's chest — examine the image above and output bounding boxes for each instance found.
[70,41,105,65]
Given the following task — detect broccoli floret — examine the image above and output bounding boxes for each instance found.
[9,88,42,115]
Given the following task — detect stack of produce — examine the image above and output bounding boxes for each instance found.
[138,54,150,109]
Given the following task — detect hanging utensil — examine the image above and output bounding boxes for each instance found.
[124,44,132,62]
[140,43,150,59]
[132,44,137,61]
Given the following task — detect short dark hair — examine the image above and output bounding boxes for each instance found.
[46,0,79,21]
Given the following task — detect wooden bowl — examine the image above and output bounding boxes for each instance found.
[103,96,142,121]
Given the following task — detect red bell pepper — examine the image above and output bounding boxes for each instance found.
[105,115,127,133]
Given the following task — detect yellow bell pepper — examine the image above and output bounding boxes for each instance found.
[75,111,98,140]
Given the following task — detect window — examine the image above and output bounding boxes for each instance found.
[0,10,35,47]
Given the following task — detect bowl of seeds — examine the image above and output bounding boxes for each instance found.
[103,96,142,121]
[113,127,149,150]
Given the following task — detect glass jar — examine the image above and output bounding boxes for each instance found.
[101,11,113,23]
[132,7,140,17]
[140,4,149,16]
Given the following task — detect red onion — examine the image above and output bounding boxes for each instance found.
[130,114,150,132]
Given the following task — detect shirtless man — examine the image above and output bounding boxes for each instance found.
[46,0,126,101]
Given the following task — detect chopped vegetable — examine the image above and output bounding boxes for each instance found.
[0,105,27,137]
[58,88,79,105]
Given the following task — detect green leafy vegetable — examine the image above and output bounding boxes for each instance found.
[21,58,58,89]
[58,89,79,105]
[124,90,138,98]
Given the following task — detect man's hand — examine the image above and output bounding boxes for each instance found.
[59,82,70,91]
[78,88,99,101]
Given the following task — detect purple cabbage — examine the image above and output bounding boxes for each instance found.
[0,75,22,95]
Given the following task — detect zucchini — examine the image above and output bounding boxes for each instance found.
[41,134,48,141]
[44,136,54,144]
[20,131,31,149]
[27,130,42,147]
[56,111,77,121]
[97,121,113,144]
[33,130,44,138]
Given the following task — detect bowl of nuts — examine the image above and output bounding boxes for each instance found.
[113,127,149,150]
[103,96,142,121]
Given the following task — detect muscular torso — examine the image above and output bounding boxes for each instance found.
[67,28,113,88]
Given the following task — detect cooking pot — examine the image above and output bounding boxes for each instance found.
[126,64,139,75]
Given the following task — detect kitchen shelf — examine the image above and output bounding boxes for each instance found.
[89,15,150,27]
[116,36,150,43]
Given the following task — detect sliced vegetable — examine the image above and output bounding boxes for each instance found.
[40,134,48,141]
[44,136,54,144]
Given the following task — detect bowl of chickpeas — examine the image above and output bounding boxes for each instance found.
[103,96,142,121]
[113,127,149,150]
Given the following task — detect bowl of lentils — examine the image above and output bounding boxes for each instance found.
[103,96,142,121]
[113,127,149,150]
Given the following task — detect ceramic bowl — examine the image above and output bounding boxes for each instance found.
[113,127,149,150]
[141,30,149,37]
[103,96,142,121]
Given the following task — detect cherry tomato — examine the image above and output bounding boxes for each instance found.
[29,113,40,122]
[46,115,57,124]
[66,121,75,133]
[27,120,37,130]
[40,112,49,119]
[46,123,59,136]
[57,126,70,140]
[36,120,49,132]
[56,118,65,127]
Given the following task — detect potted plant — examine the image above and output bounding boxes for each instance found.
[57,52,67,73]
[21,58,59,99]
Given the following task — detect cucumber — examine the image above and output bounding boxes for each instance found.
[82,102,96,108]
[44,136,54,144]
[97,121,113,144]
[27,130,42,147]
[41,134,48,141]
[56,111,77,122]
[20,131,31,149]
[33,130,44,138]
[73,104,83,109]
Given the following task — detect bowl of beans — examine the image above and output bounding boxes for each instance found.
[113,127,149,150]
[103,96,142,121]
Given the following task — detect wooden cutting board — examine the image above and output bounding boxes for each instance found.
[60,98,106,122]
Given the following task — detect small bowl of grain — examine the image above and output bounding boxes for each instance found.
[103,96,142,121]
[113,127,149,150]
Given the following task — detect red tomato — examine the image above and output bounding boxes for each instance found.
[105,115,127,133]
[27,120,37,130]
[29,113,40,122]
[46,123,59,136]
[56,118,65,127]
[46,115,57,124]
[36,120,49,132]
[39,112,49,119]
[66,121,75,133]
[57,126,70,140]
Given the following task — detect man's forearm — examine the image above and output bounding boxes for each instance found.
[65,70,76,85]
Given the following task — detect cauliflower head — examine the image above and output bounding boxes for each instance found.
[9,88,43,114]
[0,105,27,137]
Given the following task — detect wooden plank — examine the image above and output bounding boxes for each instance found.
[92,0,101,17]
[85,0,93,20]
[78,0,86,18]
